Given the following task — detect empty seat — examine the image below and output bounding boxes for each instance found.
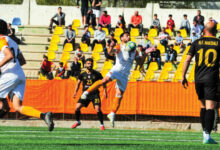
[93,61,97,70]
[50,35,60,43]
[48,43,58,51]
[102,28,109,36]
[172,71,182,82]
[60,52,71,61]
[130,70,141,81]
[80,42,89,52]
[173,45,181,54]
[63,43,73,52]
[158,71,169,82]
[101,69,109,77]
[53,26,63,35]
[165,28,173,37]
[130,28,139,37]
[148,62,159,71]
[88,27,94,35]
[148,28,158,37]
[180,28,187,38]
[144,70,155,81]
[72,19,81,27]
[47,51,56,60]
[72,27,79,35]
[93,43,103,52]
[92,52,101,61]
[103,60,113,70]
[114,28,124,37]
[163,62,173,71]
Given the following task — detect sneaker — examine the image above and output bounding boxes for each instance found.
[80,91,88,99]
[107,113,115,128]
[44,112,54,132]
[203,138,218,144]
[71,122,81,129]
[100,125,105,130]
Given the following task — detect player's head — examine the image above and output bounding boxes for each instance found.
[59,62,63,67]
[85,58,93,71]
[121,32,130,43]
[58,7,62,13]
[154,14,157,19]
[177,31,181,36]
[0,19,8,35]
[204,21,217,36]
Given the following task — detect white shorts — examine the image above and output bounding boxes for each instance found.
[106,69,128,92]
[0,69,26,101]
[92,9,101,18]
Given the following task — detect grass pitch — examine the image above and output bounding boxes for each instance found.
[0,126,220,150]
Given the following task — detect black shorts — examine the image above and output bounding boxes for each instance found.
[78,93,101,107]
[81,8,88,16]
[195,81,218,101]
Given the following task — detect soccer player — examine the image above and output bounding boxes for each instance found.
[72,58,107,130]
[0,19,54,131]
[80,32,138,127]
[182,21,219,144]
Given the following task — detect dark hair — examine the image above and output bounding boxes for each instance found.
[120,32,129,39]
[169,14,172,17]
[119,15,122,18]
[85,58,93,64]
[103,11,107,14]
[183,14,187,17]
[76,46,81,49]
[43,55,48,59]
[110,33,114,36]
[84,25,88,29]
[58,7,62,9]
[0,19,8,35]
[154,14,157,16]
[177,31,181,34]
[170,44,174,47]
[98,24,102,27]
[68,24,72,28]
[138,44,143,47]
[59,62,63,66]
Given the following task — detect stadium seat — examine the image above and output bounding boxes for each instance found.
[69,76,77,81]
[144,70,155,81]
[88,27,94,35]
[50,35,60,43]
[47,51,56,60]
[60,52,71,61]
[103,60,113,70]
[172,71,182,82]
[12,17,21,26]
[173,45,181,54]
[157,71,169,82]
[180,29,187,38]
[165,28,173,37]
[80,42,89,52]
[115,36,121,44]
[217,23,220,30]
[183,46,191,55]
[176,63,184,72]
[148,62,159,71]
[48,42,58,51]
[180,55,187,63]
[102,28,109,36]
[72,27,79,35]
[148,37,154,45]
[92,52,100,61]
[101,69,109,77]
[114,28,124,37]
[53,26,64,35]
[78,60,84,68]
[130,28,139,37]
[63,43,73,52]
[72,19,81,27]
[163,62,173,71]
[55,77,62,80]
[157,43,165,54]
[130,70,141,81]
[130,37,136,43]
[93,61,97,70]
[187,63,195,82]
[148,28,158,37]
[39,73,47,80]
[93,43,103,52]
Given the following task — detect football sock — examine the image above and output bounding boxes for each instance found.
[75,110,81,123]
[112,97,121,113]
[21,106,42,119]
[97,111,104,125]
[86,80,103,93]
[40,113,46,120]
[204,132,211,140]
[205,109,215,135]
[200,108,206,131]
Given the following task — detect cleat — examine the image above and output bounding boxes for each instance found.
[100,125,105,130]
[203,138,218,144]
[80,92,88,99]
[71,122,81,129]
[107,113,115,128]
[44,112,54,132]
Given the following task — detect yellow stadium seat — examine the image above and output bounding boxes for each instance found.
[50,35,60,43]
[72,19,81,27]
[93,61,97,70]
[103,60,113,70]
[69,76,77,81]
[78,60,84,68]
[163,62,173,71]
[158,71,169,82]
[47,51,56,60]
[89,27,94,35]
[114,28,124,37]
[93,43,103,52]
[176,63,184,72]
[60,52,71,61]
[187,63,195,82]
[165,28,173,37]
[48,42,58,51]
[53,26,63,35]
[144,70,155,81]
[217,23,220,30]
[180,55,187,63]
[148,28,158,37]
[130,28,139,37]
[183,46,191,55]
[174,45,181,54]
[115,36,121,44]
[172,71,182,82]
[101,69,109,77]
[180,29,187,38]
[102,28,109,36]
[92,52,100,61]
[130,70,141,81]
[148,62,159,71]
[80,42,89,52]
[157,43,165,54]
[63,43,73,52]
[39,73,47,80]
[55,77,62,80]
[72,27,79,35]
[148,37,154,45]
[130,37,136,43]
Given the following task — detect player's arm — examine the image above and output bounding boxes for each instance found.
[0,47,13,68]
[73,79,82,98]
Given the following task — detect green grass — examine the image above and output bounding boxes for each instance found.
[0,126,220,150]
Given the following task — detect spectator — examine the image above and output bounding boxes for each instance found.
[159,27,171,49]
[116,15,126,30]
[166,14,175,31]
[55,62,65,79]
[40,55,56,80]
[209,17,218,25]
[128,11,143,36]
[188,31,199,46]
[75,46,85,66]
[104,33,117,60]
[86,9,97,28]
[91,0,102,25]
[99,11,111,33]
[92,24,106,50]
[135,45,147,72]
[77,0,92,26]
[146,46,162,70]
[151,14,160,30]
[165,44,177,63]
[81,25,91,46]
[141,33,152,50]
[7,23,21,44]
[193,10,204,31]
[175,31,184,50]
[191,20,202,38]
[180,14,190,34]
[49,7,65,33]
[67,57,81,78]
[63,25,76,48]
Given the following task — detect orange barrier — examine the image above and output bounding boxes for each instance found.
[16,80,201,117]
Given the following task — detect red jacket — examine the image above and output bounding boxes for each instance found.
[99,15,111,25]
[166,19,175,30]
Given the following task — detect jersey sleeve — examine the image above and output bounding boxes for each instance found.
[0,38,8,51]
[97,72,103,80]
[187,42,196,57]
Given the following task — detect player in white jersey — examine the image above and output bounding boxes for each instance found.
[80,32,139,127]
[0,19,54,131]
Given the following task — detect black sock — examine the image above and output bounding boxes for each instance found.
[200,108,206,131]
[75,110,81,122]
[97,111,104,125]
[205,109,215,134]
[40,113,45,120]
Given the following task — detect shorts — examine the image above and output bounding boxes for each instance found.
[81,8,88,16]
[0,70,26,101]
[195,81,218,101]
[78,93,101,107]
[106,69,128,92]
[92,9,101,18]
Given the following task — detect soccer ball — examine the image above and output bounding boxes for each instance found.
[125,41,136,52]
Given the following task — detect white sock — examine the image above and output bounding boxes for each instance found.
[110,112,115,116]
[77,121,81,124]
[203,131,205,138]
[100,124,104,126]
[83,91,88,96]
[204,132,211,140]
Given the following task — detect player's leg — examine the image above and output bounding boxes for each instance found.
[94,103,104,130]
[200,100,206,135]
[0,98,10,118]
[72,102,84,128]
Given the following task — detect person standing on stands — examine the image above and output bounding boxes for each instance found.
[91,0,102,25]
[77,0,92,26]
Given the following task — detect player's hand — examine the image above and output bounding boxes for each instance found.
[76,5,79,8]
[181,77,188,89]
[73,92,77,98]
